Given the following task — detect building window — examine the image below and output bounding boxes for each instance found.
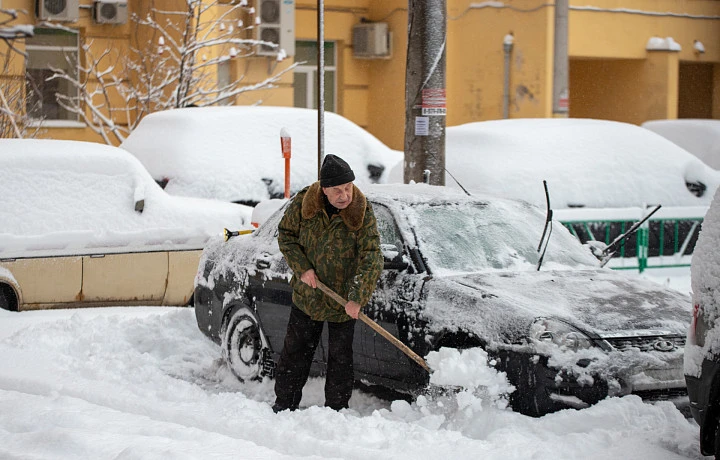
[293,41,336,112]
[25,28,79,121]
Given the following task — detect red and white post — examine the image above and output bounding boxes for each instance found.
[280,128,291,199]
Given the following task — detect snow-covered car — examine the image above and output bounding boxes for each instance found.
[390,118,720,209]
[120,106,403,206]
[0,139,252,312]
[194,183,690,417]
[642,119,720,170]
[684,185,720,456]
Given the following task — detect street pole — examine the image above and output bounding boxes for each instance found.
[317,0,325,178]
[553,0,569,117]
[403,0,447,185]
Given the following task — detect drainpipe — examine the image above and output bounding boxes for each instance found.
[503,33,514,119]
[553,0,569,116]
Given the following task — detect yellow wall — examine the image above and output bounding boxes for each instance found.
[293,0,372,128]
[570,52,679,124]
[5,0,720,150]
[447,0,554,128]
[567,0,720,123]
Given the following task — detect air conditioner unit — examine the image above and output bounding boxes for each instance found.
[94,0,128,25]
[36,0,80,22]
[353,22,390,59]
[256,0,295,57]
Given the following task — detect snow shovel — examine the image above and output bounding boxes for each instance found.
[316,280,431,373]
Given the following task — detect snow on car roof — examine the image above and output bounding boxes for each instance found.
[120,106,403,203]
[642,119,720,170]
[0,139,250,257]
[389,118,720,209]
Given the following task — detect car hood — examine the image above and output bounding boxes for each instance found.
[422,269,691,343]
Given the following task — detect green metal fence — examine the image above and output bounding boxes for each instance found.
[557,207,706,273]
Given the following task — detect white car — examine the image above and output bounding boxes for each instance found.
[685,184,720,456]
[642,119,720,170]
[120,106,403,205]
[391,118,720,209]
[0,139,251,311]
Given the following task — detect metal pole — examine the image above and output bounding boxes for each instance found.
[503,33,514,119]
[553,0,569,117]
[317,0,325,178]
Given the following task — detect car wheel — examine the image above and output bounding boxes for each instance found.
[0,284,16,312]
[223,307,269,382]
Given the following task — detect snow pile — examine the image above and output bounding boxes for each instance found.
[426,347,515,413]
[0,307,703,459]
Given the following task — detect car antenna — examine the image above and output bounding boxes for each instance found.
[598,204,662,267]
[536,180,553,271]
[421,150,472,196]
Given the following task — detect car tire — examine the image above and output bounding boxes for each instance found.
[0,284,16,312]
[509,377,555,417]
[222,307,269,382]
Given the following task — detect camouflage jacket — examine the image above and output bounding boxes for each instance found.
[278,182,383,322]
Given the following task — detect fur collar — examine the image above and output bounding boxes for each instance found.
[301,181,366,231]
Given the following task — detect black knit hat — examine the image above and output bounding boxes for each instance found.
[320,154,355,187]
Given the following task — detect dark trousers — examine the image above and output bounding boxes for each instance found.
[274,305,356,410]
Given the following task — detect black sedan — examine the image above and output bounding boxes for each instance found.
[194,184,690,416]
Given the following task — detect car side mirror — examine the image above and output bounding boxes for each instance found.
[382,243,408,270]
[134,185,145,213]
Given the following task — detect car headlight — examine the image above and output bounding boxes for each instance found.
[529,318,594,351]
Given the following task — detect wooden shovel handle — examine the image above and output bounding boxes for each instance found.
[316,280,431,373]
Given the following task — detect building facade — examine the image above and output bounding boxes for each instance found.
[2,0,719,150]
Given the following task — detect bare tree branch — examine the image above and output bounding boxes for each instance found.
[44,0,294,144]
[0,8,41,139]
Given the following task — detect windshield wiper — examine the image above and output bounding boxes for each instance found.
[536,180,553,271]
[599,204,662,267]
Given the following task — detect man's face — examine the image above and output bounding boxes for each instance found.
[322,182,353,210]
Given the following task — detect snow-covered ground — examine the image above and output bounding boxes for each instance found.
[0,268,706,460]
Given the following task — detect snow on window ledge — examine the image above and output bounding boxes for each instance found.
[646,36,682,52]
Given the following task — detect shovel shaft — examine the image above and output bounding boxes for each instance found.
[316,281,431,373]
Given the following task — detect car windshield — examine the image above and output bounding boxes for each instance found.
[409,201,598,274]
